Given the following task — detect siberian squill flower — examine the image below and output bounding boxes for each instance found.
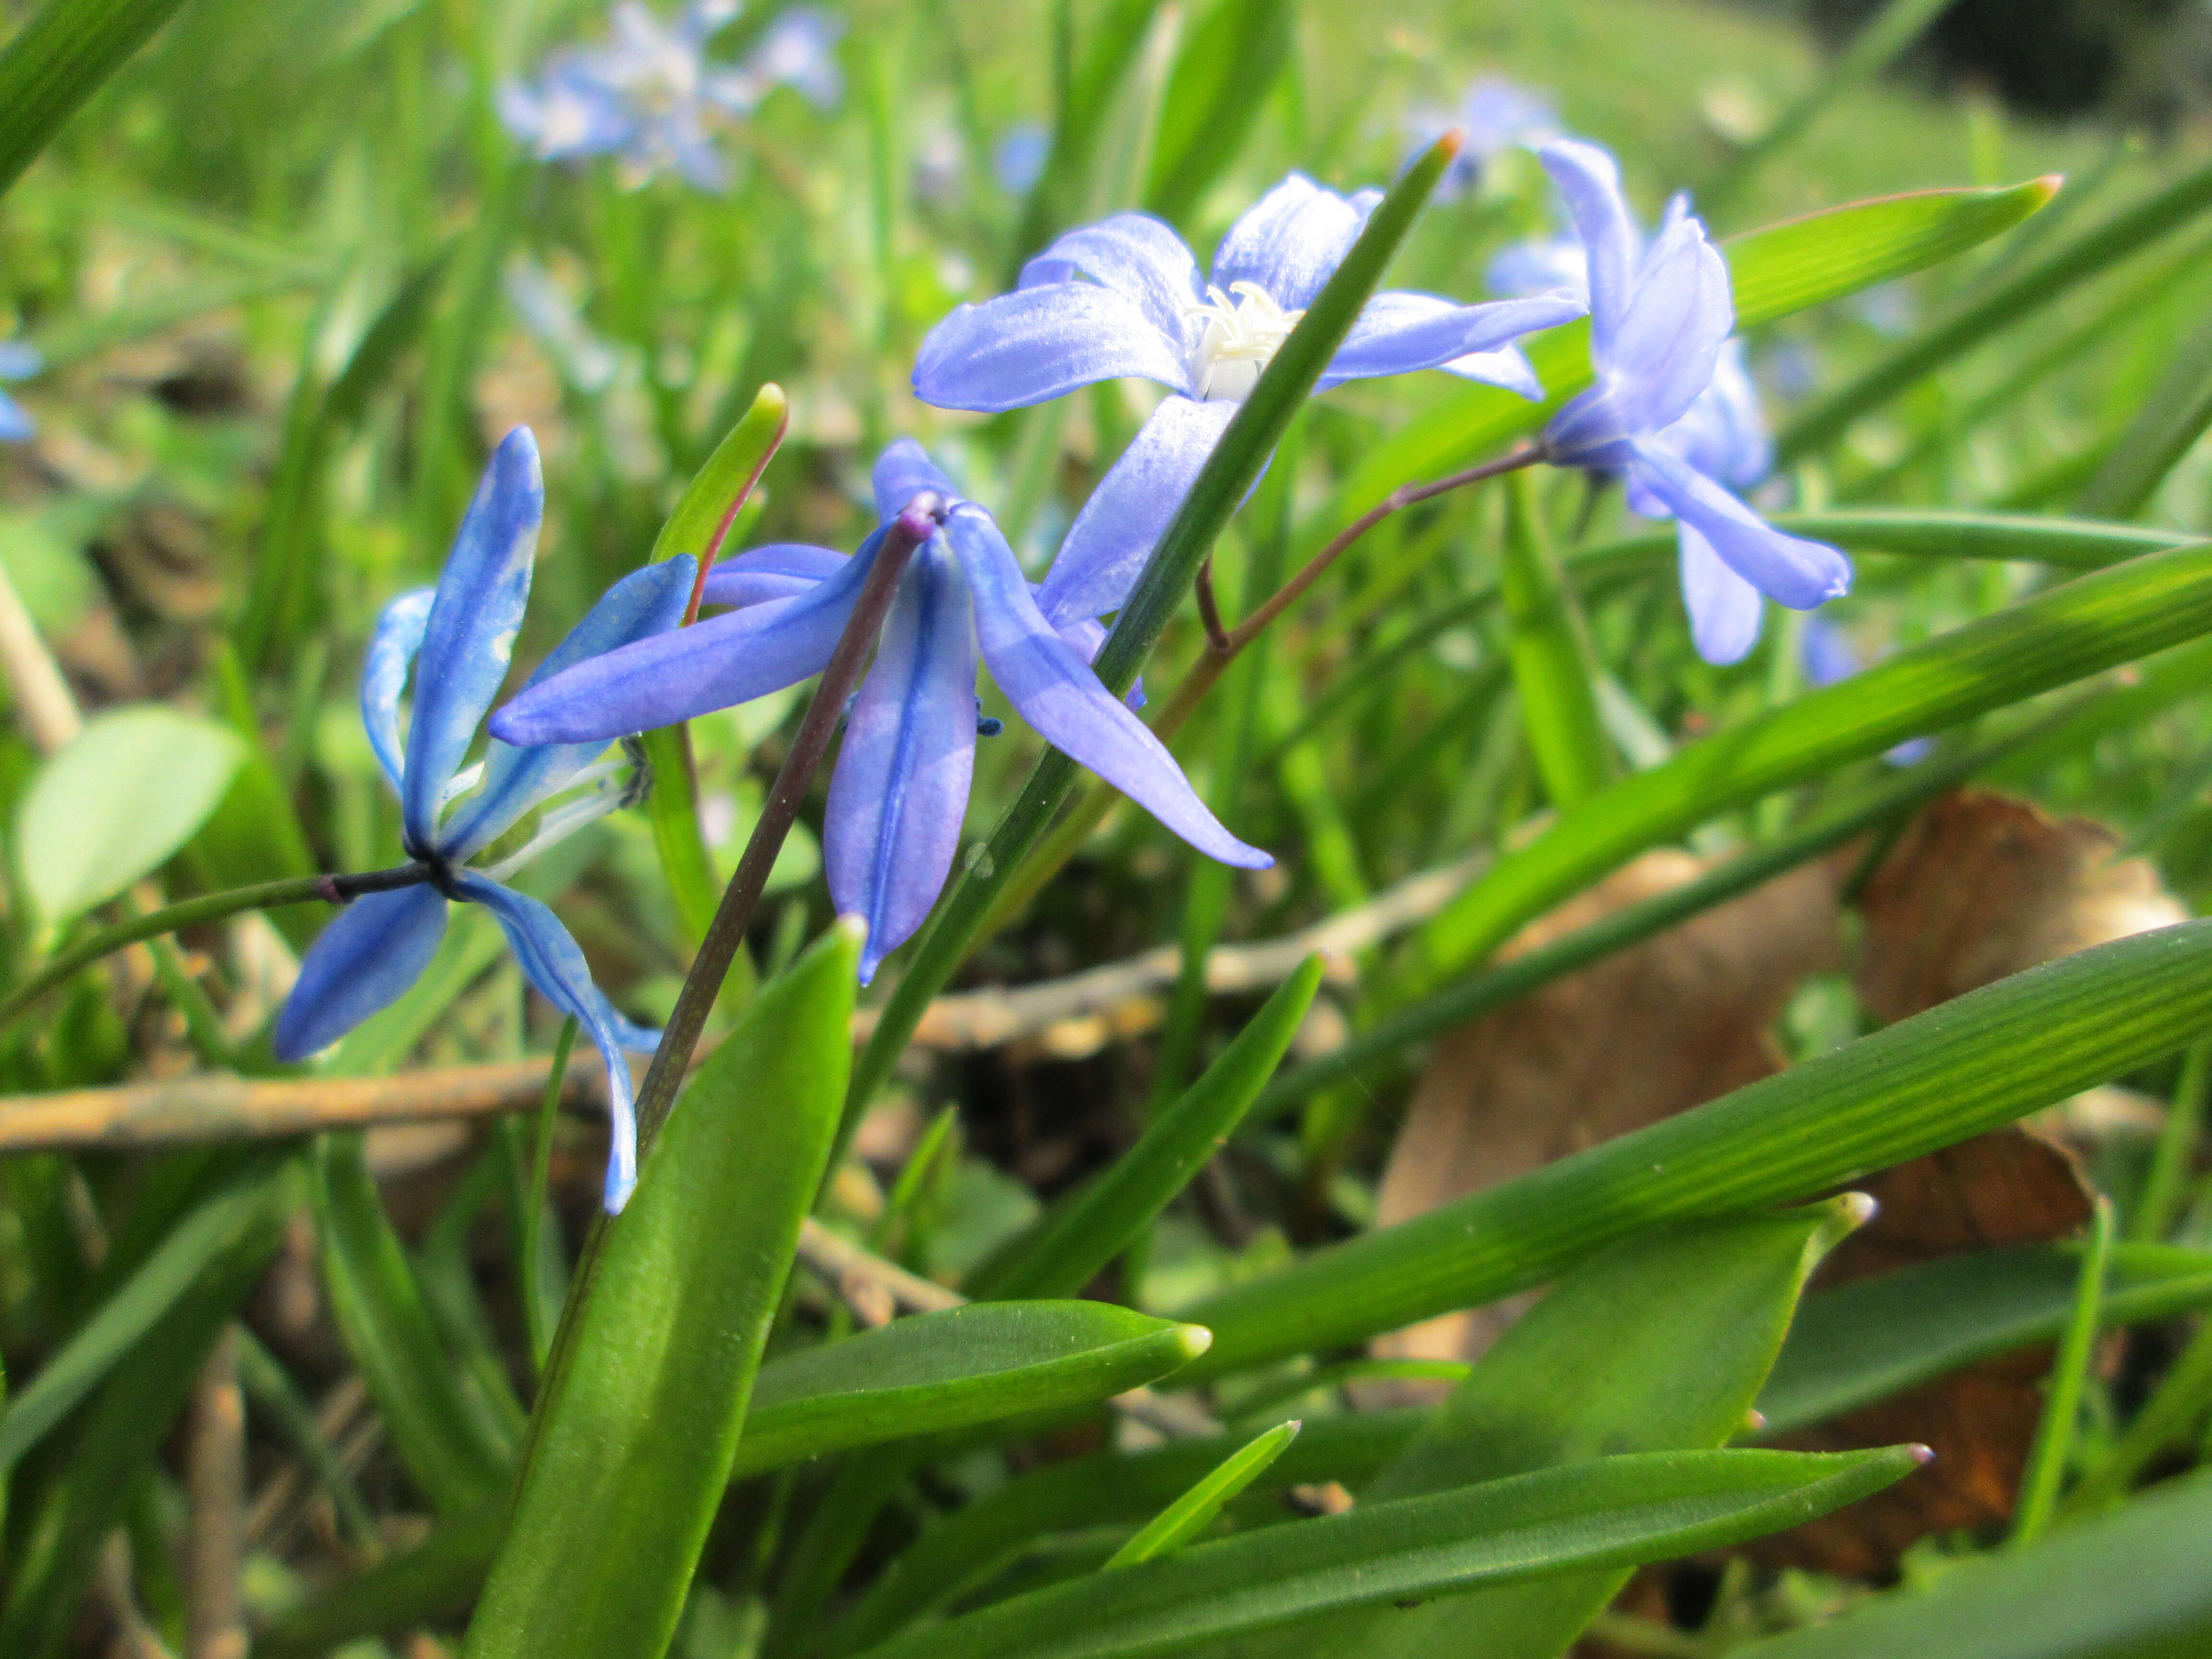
[1535,138,1850,666]
[490,441,1270,983]
[500,1,842,191]
[0,340,40,442]
[276,430,692,1211]
[1409,77,1561,196]
[913,173,1585,627]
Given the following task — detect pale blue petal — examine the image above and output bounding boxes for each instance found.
[1542,379,1641,469]
[1440,343,1544,400]
[1538,139,1639,363]
[743,7,843,108]
[1021,213,1204,357]
[950,504,1269,870]
[1036,396,1238,626]
[1603,211,1731,436]
[402,429,543,851]
[1487,235,1588,302]
[1800,616,1860,688]
[273,886,449,1061]
[872,438,965,519]
[444,557,695,860]
[1053,613,1144,709]
[699,543,848,608]
[0,389,32,443]
[824,538,979,983]
[1679,523,1765,665]
[613,1011,662,1052]
[360,589,437,794]
[455,872,641,1212]
[1318,291,1582,391]
[1629,446,1851,612]
[0,341,41,380]
[1652,338,1768,488]
[913,284,1194,411]
[1210,173,1382,311]
[490,527,882,746]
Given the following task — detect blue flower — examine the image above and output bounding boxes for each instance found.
[993,121,1048,195]
[912,173,1584,627]
[1534,138,1850,667]
[275,430,694,1212]
[1409,77,1561,196]
[500,1,843,191]
[489,440,1270,984]
[0,339,42,443]
[1486,232,1587,301]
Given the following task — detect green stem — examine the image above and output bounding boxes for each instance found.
[2136,1037,2211,1243]
[2013,1197,2112,1544]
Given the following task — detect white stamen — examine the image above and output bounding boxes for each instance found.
[437,761,486,808]
[1185,281,1304,403]
[479,781,627,883]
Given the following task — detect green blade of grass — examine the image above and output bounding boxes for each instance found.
[0,0,194,196]
[1103,1419,1301,1569]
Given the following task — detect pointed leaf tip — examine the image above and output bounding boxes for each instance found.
[1173,1324,1214,1363]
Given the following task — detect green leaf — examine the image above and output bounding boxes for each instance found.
[0,0,193,197]
[2078,300,2212,520]
[0,1156,291,1471]
[845,134,1458,1139]
[1141,0,1289,228]
[1778,157,2212,464]
[846,1448,1921,1659]
[1572,510,2199,573]
[1326,177,2056,534]
[1500,468,1612,811]
[15,706,245,925]
[971,957,1323,1300]
[733,1302,1211,1478]
[1183,914,2212,1382]
[1733,1467,2212,1659]
[311,1134,515,1517]
[1406,539,2212,993]
[1759,1243,2212,1435]
[1104,1419,1301,1569]
[462,920,859,1659]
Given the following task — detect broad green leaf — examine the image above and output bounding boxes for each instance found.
[972,957,1323,1300]
[1254,1204,1864,1659]
[1183,915,2212,1382]
[1104,1420,1302,1569]
[1571,510,2198,573]
[1734,1467,2212,1659]
[733,1302,1211,1478]
[846,1448,1921,1659]
[16,706,245,925]
[828,1410,1432,1656]
[311,1134,515,1517]
[1141,0,1289,228]
[0,0,193,197]
[845,135,1458,1137]
[638,383,789,950]
[1326,177,2056,536]
[0,1156,291,1471]
[1779,156,2212,463]
[1406,538,2212,992]
[1759,1242,2212,1435]
[1500,468,1611,810]
[462,920,859,1659]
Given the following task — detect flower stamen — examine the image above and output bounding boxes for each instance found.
[1186,281,1304,402]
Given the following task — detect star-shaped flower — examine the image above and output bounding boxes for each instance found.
[912,173,1584,627]
[275,430,694,1211]
[1534,138,1849,665]
[490,441,1270,983]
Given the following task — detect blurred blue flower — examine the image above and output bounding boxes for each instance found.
[1486,231,1586,300]
[913,173,1583,625]
[490,442,1270,983]
[500,1,843,191]
[1800,616,1932,765]
[1409,76,1561,195]
[275,430,693,1212]
[0,339,42,442]
[1535,138,1849,666]
[994,121,1048,195]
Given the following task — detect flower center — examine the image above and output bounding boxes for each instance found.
[1186,282,1303,403]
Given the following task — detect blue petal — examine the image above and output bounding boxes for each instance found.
[1799,615,1861,689]
[1538,140,1640,364]
[1210,172,1382,311]
[444,557,696,860]
[949,503,1270,871]
[273,886,449,1061]
[402,429,543,852]
[360,589,437,795]
[1629,446,1851,612]
[1021,213,1204,358]
[0,389,33,443]
[1053,613,1144,709]
[0,341,42,380]
[913,284,1194,412]
[454,872,642,1211]
[1651,338,1769,489]
[1441,344,1544,400]
[823,537,979,983]
[490,527,882,746]
[742,6,845,108]
[1035,395,1239,626]
[1678,523,1765,666]
[699,542,848,608]
[872,438,965,519]
[1487,235,1589,302]
[1603,209,1731,437]
[1318,291,1583,391]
